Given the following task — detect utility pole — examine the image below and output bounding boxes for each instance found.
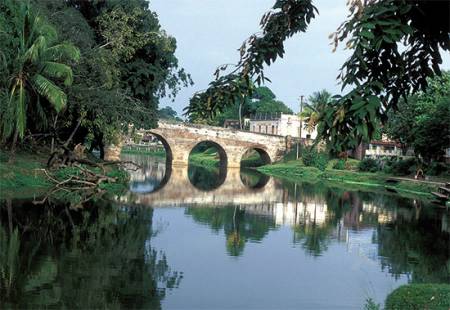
[296,95,304,159]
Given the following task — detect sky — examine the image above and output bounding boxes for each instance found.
[150,0,450,116]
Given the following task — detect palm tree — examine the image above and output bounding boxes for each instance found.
[2,2,80,158]
[301,89,332,133]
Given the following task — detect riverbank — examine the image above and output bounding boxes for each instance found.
[385,284,450,309]
[121,146,165,157]
[0,150,129,199]
[257,160,443,200]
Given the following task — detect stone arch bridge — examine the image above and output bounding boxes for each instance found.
[143,121,290,168]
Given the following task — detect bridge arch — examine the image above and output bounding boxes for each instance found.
[240,147,272,167]
[189,140,228,168]
[145,121,288,168]
[144,131,173,164]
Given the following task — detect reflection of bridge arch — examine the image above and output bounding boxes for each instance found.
[124,166,284,207]
[146,121,288,168]
[240,169,270,189]
[188,164,227,191]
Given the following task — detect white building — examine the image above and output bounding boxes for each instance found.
[248,113,318,139]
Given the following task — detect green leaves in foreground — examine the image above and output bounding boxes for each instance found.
[0,0,80,139]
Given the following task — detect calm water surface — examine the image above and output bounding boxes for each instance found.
[1,154,449,309]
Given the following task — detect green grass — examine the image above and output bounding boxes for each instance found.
[0,150,129,199]
[385,284,450,310]
[0,151,51,198]
[188,148,267,169]
[189,150,220,168]
[257,160,439,199]
[121,146,165,157]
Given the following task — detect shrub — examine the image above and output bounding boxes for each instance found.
[358,158,379,172]
[314,153,329,171]
[332,159,347,170]
[391,158,416,176]
[301,147,328,171]
[385,284,450,310]
[426,162,449,176]
[301,147,317,167]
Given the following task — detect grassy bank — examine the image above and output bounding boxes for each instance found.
[189,150,220,168]
[188,149,265,168]
[121,146,165,157]
[0,150,129,199]
[0,151,51,198]
[385,284,450,309]
[257,160,441,199]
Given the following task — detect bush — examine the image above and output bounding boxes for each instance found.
[358,158,379,172]
[332,159,347,170]
[314,153,328,171]
[301,147,328,171]
[391,158,416,176]
[426,162,449,176]
[385,284,450,310]
[301,147,317,167]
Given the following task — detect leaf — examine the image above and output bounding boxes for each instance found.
[360,30,375,39]
[32,74,67,111]
[41,62,74,85]
[350,97,365,112]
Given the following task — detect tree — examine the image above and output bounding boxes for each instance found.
[385,72,450,162]
[302,90,332,133]
[158,106,181,121]
[185,0,449,152]
[190,85,291,126]
[0,1,80,157]
[254,99,292,115]
[23,0,192,158]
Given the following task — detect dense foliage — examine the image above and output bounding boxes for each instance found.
[0,0,191,158]
[191,86,293,126]
[185,0,449,153]
[385,72,450,163]
[301,89,332,133]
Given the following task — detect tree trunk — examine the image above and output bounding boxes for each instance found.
[238,102,243,130]
[8,128,19,164]
[99,137,105,160]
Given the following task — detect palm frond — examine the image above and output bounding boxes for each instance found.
[24,35,46,63]
[41,61,73,86]
[44,44,80,63]
[9,78,27,138]
[34,95,48,130]
[35,16,58,43]
[32,74,67,112]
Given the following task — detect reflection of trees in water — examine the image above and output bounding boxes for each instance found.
[376,210,450,284]
[222,178,450,279]
[188,165,226,191]
[123,153,167,192]
[185,206,277,256]
[0,199,180,309]
[288,182,450,280]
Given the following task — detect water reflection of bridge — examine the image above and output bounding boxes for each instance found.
[123,165,285,207]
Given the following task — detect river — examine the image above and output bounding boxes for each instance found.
[1,153,449,309]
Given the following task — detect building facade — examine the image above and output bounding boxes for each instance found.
[365,140,403,158]
[248,113,318,139]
